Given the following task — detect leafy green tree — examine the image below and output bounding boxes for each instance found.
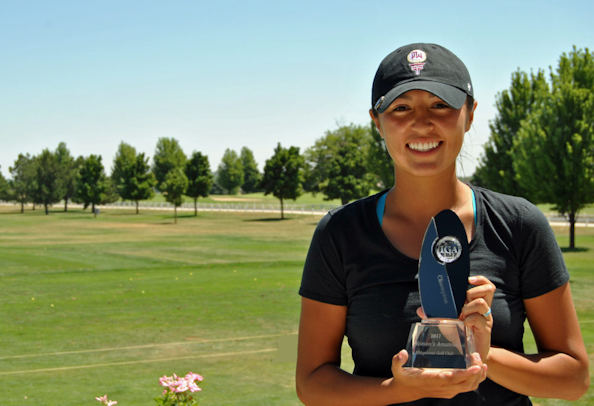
[261,143,305,219]
[161,168,189,224]
[112,142,156,214]
[367,120,394,190]
[217,149,244,194]
[513,47,594,249]
[120,153,157,214]
[35,149,63,215]
[472,69,549,196]
[9,153,37,212]
[152,138,187,192]
[76,155,109,217]
[55,142,80,212]
[306,124,373,204]
[0,166,9,201]
[185,151,213,216]
[240,147,261,193]
[111,141,137,192]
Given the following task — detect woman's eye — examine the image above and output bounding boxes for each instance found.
[392,105,408,112]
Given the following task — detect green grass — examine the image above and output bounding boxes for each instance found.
[0,206,317,405]
[141,191,343,207]
[0,206,592,405]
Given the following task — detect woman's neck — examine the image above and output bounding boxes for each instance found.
[387,168,470,224]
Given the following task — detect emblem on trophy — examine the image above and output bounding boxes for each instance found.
[404,209,476,369]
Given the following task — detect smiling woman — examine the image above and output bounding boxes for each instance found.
[295,43,589,406]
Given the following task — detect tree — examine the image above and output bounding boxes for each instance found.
[161,168,189,224]
[55,142,80,212]
[35,149,63,215]
[472,69,549,196]
[152,138,187,192]
[240,147,261,193]
[217,149,244,194]
[119,153,157,214]
[513,47,594,249]
[261,143,305,219]
[0,166,9,201]
[306,124,373,205]
[76,155,109,217]
[111,141,137,192]
[367,120,394,190]
[9,153,37,212]
[112,143,156,214]
[185,151,213,216]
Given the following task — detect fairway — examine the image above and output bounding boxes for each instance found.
[0,205,592,405]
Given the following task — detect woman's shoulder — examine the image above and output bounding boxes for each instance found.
[316,191,387,232]
[471,185,548,230]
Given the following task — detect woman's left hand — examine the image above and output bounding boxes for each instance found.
[460,276,495,363]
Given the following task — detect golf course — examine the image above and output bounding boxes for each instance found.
[0,202,592,405]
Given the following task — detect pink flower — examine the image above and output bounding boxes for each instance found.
[95,395,117,405]
[174,377,189,393]
[186,372,204,382]
[159,375,176,388]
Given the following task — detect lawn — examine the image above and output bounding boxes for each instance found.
[0,205,592,405]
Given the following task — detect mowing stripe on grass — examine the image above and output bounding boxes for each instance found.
[0,348,278,375]
[0,333,296,360]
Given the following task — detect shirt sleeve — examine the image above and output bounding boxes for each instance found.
[517,202,570,299]
[299,212,348,306]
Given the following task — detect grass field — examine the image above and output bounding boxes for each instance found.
[0,204,592,405]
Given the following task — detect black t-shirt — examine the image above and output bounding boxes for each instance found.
[299,186,570,406]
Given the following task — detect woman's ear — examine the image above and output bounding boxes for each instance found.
[465,100,478,132]
[369,109,383,138]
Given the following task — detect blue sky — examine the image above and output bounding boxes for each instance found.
[1,0,593,179]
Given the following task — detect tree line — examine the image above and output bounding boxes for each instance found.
[0,122,394,221]
[1,46,591,241]
[472,46,593,249]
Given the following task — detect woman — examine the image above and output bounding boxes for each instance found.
[296,43,589,405]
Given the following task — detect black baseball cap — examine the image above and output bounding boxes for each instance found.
[372,43,473,113]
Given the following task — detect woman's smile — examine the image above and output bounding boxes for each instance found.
[407,141,441,152]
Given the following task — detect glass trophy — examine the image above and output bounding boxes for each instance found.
[404,209,475,369]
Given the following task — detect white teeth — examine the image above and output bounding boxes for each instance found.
[408,141,439,151]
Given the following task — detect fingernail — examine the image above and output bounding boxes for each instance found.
[469,276,477,282]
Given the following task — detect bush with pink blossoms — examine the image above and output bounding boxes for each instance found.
[155,372,204,406]
[95,395,117,406]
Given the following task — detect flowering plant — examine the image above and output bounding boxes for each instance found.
[95,395,117,406]
[155,372,204,406]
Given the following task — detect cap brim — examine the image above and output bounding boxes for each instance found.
[376,81,467,113]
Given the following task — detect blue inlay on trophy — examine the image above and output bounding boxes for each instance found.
[404,209,475,369]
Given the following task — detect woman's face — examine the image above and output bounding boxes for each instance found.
[371,89,476,179]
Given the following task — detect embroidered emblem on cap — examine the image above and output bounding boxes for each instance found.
[407,49,427,75]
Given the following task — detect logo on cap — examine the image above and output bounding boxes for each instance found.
[407,50,426,75]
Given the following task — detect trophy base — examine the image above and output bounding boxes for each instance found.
[404,319,475,369]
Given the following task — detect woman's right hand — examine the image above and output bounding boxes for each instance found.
[389,349,487,399]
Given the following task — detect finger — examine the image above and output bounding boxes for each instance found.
[468,275,493,287]
[391,350,408,371]
[416,307,427,319]
[460,298,492,321]
[462,313,491,331]
[466,282,495,304]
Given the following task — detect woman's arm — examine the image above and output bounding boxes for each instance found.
[485,282,589,400]
[296,297,487,406]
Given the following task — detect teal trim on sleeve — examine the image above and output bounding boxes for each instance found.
[376,192,387,227]
[471,188,477,227]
